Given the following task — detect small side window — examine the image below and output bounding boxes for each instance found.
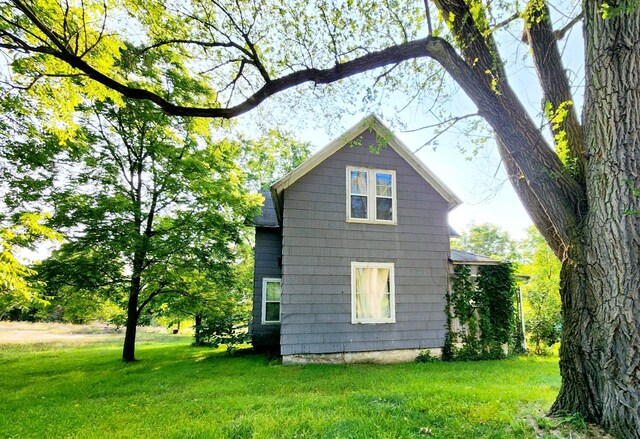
[262,278,281,324]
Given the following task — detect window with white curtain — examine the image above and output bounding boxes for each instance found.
[351,262,395,323]
[346,167,396,224]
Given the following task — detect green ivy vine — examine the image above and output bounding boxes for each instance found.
[444,263,518,361]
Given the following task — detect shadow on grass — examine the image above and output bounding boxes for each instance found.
[0,338,563,438]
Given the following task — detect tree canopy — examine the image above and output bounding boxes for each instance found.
[451,223,518,262]
[29,95,261,361]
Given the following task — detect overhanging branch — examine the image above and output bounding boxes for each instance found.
[429,0,585,251]
[524,1,585,181]
[7,0,586,253]
[7,20,438,119]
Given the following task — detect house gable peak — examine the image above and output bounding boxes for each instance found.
[270,114,462,223]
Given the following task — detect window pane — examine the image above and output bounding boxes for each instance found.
[355,267,391,320]
[351,195,368,219]
[376,197,393,221]
[376,173,392,197]
[380,294,391,317]
[351,170,368,195]
[265,281,281,301]
[265,303,280,322]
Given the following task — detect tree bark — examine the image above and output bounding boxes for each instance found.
[122,249,144,362]
[523,1,585,179]
[194,314,203,346]
[550,246,602,420]
[122,152,148,362]
[433,2,640,436]
[548,4,640,438]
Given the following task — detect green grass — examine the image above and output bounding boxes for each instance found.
[0,337,562,438]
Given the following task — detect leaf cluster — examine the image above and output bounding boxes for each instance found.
[0,212,61,316]
[451,223,519,262]
[194,313,250,354]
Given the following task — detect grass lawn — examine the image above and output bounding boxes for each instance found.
[0,334,564,438]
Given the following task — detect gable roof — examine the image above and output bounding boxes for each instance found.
[449,249,499,265]
[270,114,462,223]
[254,190,279,228]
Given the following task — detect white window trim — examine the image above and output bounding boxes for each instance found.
[261,277,282,325]
[351,262,396,324]
[346,166,397,224]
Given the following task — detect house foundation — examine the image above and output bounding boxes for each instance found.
[282,348,442,365]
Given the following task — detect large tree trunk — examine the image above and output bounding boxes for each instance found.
[549,5,640,438]
[552,210,640,439]
[194,314,203,346]
[122,250,144,362]
[122,290,139,362]
[551,248,601,420]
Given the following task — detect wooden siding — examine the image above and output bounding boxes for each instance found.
[251,227,282,350]
[280,130,450,356]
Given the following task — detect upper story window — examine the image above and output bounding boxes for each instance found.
[346,167,397,224]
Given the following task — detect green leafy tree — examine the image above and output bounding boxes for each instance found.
[2,0,640,435]
[520,226,562,355]
[242,130,312,190]
[451,223,519,262]
[154,243,254,348]
[0,212,61,317]
[28,95,260,361]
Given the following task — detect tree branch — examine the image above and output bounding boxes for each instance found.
[496,138,565,258]
[430,0,585,252]
[523,0,585,181]
[409,113,481,153]
[554,12,583,40]
[8,24,438,118]
[136,285,165,315]
[136,39,252,58]
[423,0,433,36]
[405,112,479,133]
[490,12,520,33]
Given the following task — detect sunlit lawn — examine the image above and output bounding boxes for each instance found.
[0,334,563,438]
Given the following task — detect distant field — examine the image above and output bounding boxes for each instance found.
[0,323,576,438]
[0,321,176,344]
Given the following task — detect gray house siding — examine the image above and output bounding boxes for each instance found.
[251,227,282,350]
[280,129,450,356]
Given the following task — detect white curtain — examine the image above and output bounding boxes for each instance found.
[355,267,390,319]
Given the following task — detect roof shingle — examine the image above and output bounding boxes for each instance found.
[254,190,279,228]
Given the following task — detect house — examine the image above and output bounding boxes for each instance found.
[251,115,497,364]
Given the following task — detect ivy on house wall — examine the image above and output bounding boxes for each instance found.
[444,263,518,361]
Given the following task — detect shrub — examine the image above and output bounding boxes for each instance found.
[415,350,438,363]
[194,313,250,354]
